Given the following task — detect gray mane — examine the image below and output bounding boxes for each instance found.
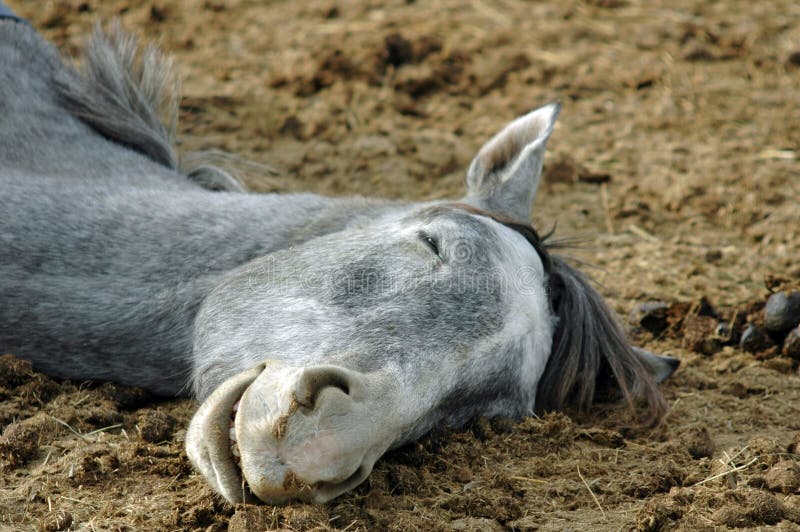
[54,23,244,191]
[54,22,178,169]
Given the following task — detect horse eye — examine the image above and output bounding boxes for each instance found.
[420,233,441,258]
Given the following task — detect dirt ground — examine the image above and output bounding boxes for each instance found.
[2,0,800,530]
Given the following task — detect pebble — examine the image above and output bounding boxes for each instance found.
[764,291,800,333]
[739,324,774,353]
[782,325,800,361]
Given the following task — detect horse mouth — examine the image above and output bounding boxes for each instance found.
[191,363,389,505]
[229,400,241,463]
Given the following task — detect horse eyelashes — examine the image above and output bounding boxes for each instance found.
[419,232,442,258]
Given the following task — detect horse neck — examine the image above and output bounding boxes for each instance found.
[0,182,404,394]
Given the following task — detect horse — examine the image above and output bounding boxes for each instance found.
[0,16,678,504]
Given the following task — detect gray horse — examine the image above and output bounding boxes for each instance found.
[0,19,678,504]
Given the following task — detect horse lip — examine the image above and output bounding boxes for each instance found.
[186,363,266,504]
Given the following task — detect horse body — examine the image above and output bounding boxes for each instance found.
[0,20,677,504]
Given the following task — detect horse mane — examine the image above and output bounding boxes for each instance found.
[54,21,179,169]
[52,22,246,191]
[536,257,667,424]
[444,203,667,424]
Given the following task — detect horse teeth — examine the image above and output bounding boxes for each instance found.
[229,426,237,442]
[232,400,240,412]
[231,443,240,458]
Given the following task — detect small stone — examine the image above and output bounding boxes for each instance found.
[764,460,800,494]
[713,321,733,342]
[739,324,775,353]
[764,291,800,333]
[782,325,800,360]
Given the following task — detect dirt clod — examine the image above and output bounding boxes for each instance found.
[683,315,722,355]
[712,489,785,527]
[0,413,56,468]
[630,301,670,334]
[0,353,36,387]
[137,409,177,443]
[764,460,800,494]
[682,426,715,459]
[38,510,72,532]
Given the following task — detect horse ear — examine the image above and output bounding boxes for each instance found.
[464,103,560,223]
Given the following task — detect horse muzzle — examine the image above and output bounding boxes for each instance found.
[186,361,398,504]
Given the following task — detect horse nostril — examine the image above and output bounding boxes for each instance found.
[297,367,353,409]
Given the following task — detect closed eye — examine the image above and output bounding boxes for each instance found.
[418,231,442,260]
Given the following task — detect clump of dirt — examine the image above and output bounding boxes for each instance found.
[4,0,800,529]
[0,413,58,468]
[629,292,800,372]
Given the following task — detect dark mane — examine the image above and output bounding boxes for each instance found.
[537,257,666,424]
[444,203,667,424]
